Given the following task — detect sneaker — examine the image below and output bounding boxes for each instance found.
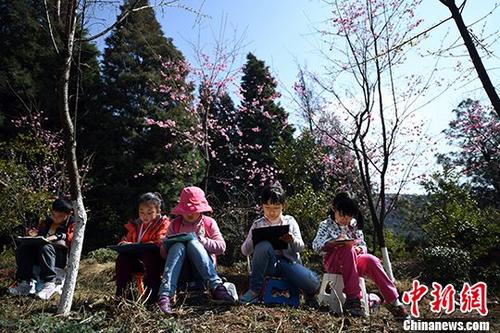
[344,297,364,317]
[239,289,259,305]
[385,302,410,320]
[37,282,56,300]
[211,284,236,304]
[223,282,239,302]
[158,295,173,315]
[8,280,33,296]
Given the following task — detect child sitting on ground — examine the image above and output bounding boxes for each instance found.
[115,192,170,303]
[157,186,235,315]
[9,197,75,300]
[240,182,320,305]
[312,192,409,319]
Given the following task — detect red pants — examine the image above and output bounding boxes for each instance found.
[115,250,164,302]
[323,246,398,303]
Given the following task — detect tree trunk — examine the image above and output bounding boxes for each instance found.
[56,2,88,315]
[381,247,395,282]
[375,214,395,280]
[48,0,176,315]
[440,0,500,116]
[58,196,87,314]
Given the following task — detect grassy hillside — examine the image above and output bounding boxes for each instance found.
[0,253,498,332]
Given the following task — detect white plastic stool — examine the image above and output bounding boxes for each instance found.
[317,273,369,317]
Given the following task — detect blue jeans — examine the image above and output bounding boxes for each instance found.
[249,241,320,295]
[16,243,67,283]
[159,239,222,297]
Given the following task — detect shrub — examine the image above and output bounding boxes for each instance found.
[421,171,500,262]
[0,129,66,250]
[418,246,471,286]
[0,159,53,249]
[83,204,123,252]
[86,247,117,264]
[213,199,257,266]
[384,229,410,260]
[473,264,500,293]
[286,186,329,247]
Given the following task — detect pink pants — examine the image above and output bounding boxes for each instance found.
[323,246,398,303]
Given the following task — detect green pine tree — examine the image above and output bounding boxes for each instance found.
[0,0,100,178]
[204,91,238,198]
[0,1,100,137]
[235,53,294,189]
[0,0,57,136]
[88,0,203,244]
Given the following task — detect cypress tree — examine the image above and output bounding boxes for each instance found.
[204,91,238,197]
[235,53,294,189]
[0,1,100,137]
[0,0,58,137]
[89,0,202,243]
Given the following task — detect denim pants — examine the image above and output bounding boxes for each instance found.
[16,243,67,283]
[159,239,222,297]
[249,241,320,295]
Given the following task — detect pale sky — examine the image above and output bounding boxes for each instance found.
[92,0,500,194]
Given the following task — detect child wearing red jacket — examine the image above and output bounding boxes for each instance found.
[115,192,170,302]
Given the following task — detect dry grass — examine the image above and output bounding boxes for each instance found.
[0,255,498,333]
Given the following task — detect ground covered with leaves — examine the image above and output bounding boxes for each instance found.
[0,252,498,333]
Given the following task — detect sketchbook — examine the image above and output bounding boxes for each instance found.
[252,225,290,250]
[107,242,159,254]
[329,237,355,244]
[16,236,50,246]
[162,232,197,249]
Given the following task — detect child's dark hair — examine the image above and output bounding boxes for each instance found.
[52,198,72,214]
[260,181,286,205]
[138,192,163,211]
[330,192,364,229]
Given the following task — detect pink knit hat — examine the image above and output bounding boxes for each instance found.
[170,186,213,215]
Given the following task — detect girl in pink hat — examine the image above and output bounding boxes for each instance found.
[157,186,235,314]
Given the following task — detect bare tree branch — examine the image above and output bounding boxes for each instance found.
[83,0,180,42]
[43,0,60,53]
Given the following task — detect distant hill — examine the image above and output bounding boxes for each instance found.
[384,194,426,241]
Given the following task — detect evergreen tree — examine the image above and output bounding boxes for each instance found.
[0,0,57,137]
[0,1,100,138]
[88,0,202,245]
[235,53,294,189]
[204,91,238,198]
[0,0,99,184]
[275,131,329,196]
